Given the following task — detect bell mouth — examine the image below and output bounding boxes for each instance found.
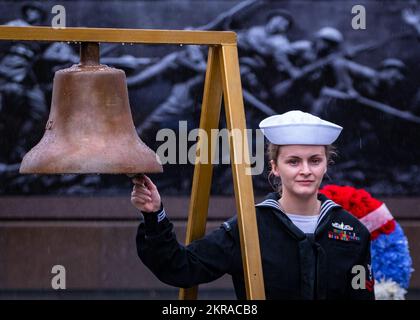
[19,136,163,174]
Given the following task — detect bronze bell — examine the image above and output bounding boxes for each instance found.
[20,42,162,174]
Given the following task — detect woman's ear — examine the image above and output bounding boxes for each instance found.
[270,160,279,177]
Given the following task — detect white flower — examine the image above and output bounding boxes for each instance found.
[374,278,407,300]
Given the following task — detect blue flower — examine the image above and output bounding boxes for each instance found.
[371,222,413,289]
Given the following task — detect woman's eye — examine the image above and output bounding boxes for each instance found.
[311,158,321,164]
[288,160,298,166]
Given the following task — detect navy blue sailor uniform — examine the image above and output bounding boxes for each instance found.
[136,192,375,300]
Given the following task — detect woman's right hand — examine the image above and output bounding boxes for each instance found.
[131,174,162,213]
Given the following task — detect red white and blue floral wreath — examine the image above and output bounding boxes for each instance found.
[320,185,413,300]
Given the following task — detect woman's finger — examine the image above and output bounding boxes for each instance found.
[131,196,151,205]
[142,175,156,190]
[134,184,151,194]
[132,194,152,202]
[133,189,152,199]
[131,197,145,204]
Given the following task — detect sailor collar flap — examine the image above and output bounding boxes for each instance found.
[255,192,341,237]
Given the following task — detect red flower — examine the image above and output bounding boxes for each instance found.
[366,279,375,292]
[320,185,395,239]
[380,220,396,235]
[320,185,382,219]
[371,230,381,240]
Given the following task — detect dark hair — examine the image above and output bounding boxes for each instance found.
[266,143,337,193]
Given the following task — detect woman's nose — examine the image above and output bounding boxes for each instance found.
[300,162,311,174]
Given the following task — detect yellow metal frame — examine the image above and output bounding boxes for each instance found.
[0,26,265,300]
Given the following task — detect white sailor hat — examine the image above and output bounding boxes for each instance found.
[259,110,343,145]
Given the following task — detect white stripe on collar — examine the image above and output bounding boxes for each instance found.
[318,200,339,224]
[256,199,281,210]
[256,197,341,232]
[256,198,340,217]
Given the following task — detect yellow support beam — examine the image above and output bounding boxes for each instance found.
[179,46,223,300]
[0,26,236,45]
[219,44,265,300]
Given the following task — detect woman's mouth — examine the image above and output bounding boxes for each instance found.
[296,180,314,185]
